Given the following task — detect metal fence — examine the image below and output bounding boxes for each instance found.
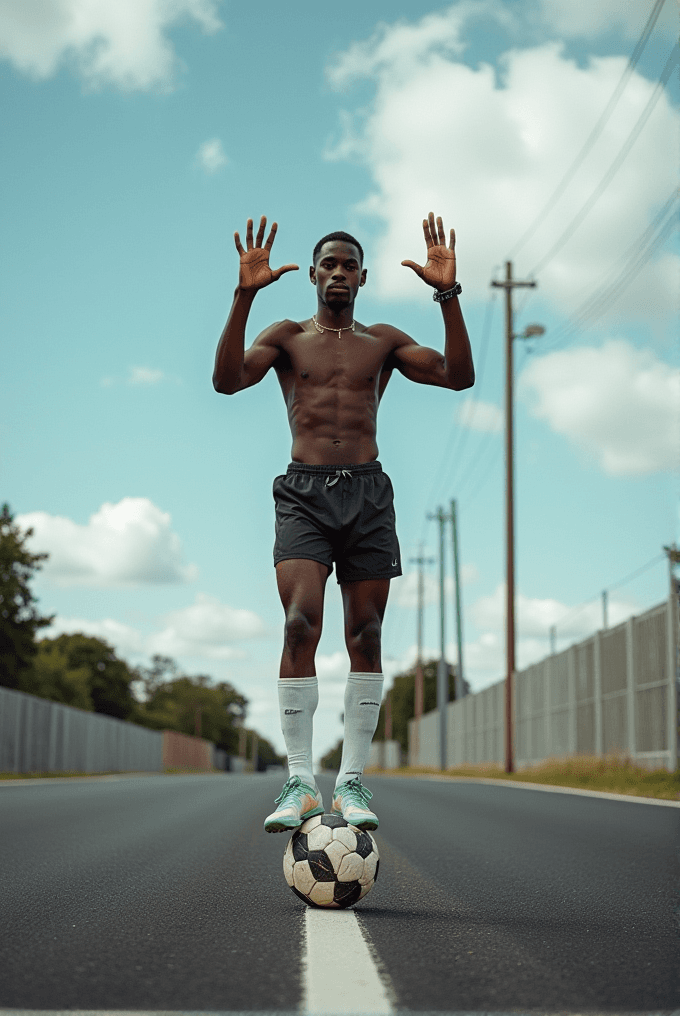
[0,686,164,774]
[409,596,678,772]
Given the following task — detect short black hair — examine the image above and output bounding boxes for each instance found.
[313,231,364,265]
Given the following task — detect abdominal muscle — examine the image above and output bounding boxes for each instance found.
[286,384,380,466]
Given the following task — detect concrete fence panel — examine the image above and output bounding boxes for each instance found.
[409,596,678,772]
[0,686,163,774]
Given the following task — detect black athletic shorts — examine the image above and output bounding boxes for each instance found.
[273,461,402,583]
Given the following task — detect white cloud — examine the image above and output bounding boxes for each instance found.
[195,137,228,174]
[45,616,144,657]
[0,0,222,91]
[470,582,637,638]
[18,497,197,586]
[148,593,265,659]
[519,339,680,475]
[326,8,678,319]
[537,0,676,41]
[128,366,166,386]
[393,564,478,610]
[455,397,503,434]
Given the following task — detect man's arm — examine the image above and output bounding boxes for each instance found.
[387,212,474,390]
[213,216,298,395]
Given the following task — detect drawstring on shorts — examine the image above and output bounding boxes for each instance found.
[325,469,353,487]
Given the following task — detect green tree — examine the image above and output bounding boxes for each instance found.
[38,633,138,719]
[0,504,53,689]
[374,660,457,753]
[135,667,248,753]
[20,638,93,710]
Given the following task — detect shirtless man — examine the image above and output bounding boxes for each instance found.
[213,213,474,832]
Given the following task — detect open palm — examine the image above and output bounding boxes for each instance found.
[401,212,457,291]
[234,216,298,292]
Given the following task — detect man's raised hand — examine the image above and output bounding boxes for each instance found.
[401,212,456,292]
[234,216,299,292]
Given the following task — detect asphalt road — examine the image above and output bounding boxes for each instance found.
[0,771,678,1013]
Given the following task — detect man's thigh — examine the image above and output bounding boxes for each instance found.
[276,559,331,620]
[340,578,391,628]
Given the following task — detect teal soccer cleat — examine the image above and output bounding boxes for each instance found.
[264,775,324,833]
[331,777,379,831]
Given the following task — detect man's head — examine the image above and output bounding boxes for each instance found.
[310,231,366,309]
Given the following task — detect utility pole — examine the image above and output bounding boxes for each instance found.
[549,625,556,655]
[450,499,465,701]
[428,506,452,770]
[491,261,538,774]
[409,547,434,765]
[602,589,608,629]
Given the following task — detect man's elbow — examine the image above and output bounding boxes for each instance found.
[447,370,475,391]
[212,373,240,395]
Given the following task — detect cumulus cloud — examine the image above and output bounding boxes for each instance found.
[128,366,166,385]
[148,593,265,659]
[326,6,678,319]
[393,564,478,610]
[519,339,680,475]
[195,137,228,173]
[455,397,503,434]
[17,498,197,586]
[470,582,637,639]
[0,0,222,91]
[46,616,144,657]
[536,0,677,41]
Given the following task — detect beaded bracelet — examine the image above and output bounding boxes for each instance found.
[433,282,462,302]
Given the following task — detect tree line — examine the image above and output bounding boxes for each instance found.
[320,660,461,769]
[0,503,283,768]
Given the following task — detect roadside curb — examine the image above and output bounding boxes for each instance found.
[370,771,680,807]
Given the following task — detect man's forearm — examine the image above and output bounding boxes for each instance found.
[213,287,256,394]
[441,296,475,390]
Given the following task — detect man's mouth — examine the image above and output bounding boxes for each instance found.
[328,285,348,292]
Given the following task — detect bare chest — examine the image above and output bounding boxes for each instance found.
[276,330,390,390]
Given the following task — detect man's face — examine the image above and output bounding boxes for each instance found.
[310,241,366,308]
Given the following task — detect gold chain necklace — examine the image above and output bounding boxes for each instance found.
[312,314,355,339]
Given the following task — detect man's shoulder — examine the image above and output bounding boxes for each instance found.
[255,318,305,345]
[364,322,415,347]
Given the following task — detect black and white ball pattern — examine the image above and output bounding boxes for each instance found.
[283,813,379,908]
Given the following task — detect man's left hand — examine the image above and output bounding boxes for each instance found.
[401,212,456,292]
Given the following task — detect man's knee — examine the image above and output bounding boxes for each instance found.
[284,609,321,654]
[346,617,382,666]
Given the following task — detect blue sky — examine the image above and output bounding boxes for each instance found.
[1,0,678,760]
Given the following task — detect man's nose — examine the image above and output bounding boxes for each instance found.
[331,268,346,279]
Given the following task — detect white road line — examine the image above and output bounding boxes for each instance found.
[302,909,392,1016]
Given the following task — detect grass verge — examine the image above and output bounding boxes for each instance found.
[368,755,680,801]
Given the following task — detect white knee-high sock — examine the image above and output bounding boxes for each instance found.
[278,676,318,787]
[336,672,383,788]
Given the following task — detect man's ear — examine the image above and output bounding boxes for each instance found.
[309,266,317,285]
[359,267,367,287]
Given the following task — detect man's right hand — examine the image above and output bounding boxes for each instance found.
[234,216,299,293]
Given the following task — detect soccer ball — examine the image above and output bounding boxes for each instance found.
[283,813,379,908]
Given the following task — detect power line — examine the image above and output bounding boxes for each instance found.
[552,553,666,634]
[538,188,679,353]
[508,0,669,262]
[528,43,679,278]
[418,292,498,537]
